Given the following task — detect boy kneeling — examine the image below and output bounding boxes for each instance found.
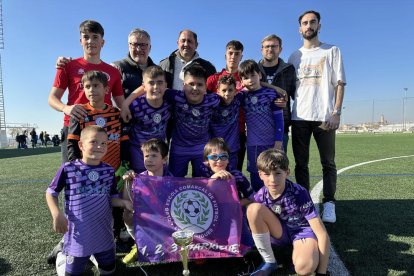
[247,149,330,276]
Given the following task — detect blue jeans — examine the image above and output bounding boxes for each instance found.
[291,120,336,202]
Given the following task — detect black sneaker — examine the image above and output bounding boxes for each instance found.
[47,240,64,265]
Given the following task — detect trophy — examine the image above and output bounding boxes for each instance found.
[172,230,194,275]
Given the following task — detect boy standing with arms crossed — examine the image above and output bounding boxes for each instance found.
[46,126,133,275]
[247,149,330,276]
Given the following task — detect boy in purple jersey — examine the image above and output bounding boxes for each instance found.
[128,66,172,173]
[199,137,254,247]
[247,149,330,276]
[165,65,220,177]
[121,138,173,264]
[239,59,284,192]
[210,75,243,169]
[199,137,253,206]
[46,126,133,275]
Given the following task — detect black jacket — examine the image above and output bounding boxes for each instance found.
[113,54,156,98]
[258,58,296,133]
[159,50,216,88]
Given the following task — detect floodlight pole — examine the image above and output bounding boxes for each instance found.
[403,88,408,131]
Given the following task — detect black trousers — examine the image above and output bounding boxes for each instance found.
[292,120,336,203]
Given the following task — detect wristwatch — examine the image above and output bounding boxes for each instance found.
[333,108,342,116]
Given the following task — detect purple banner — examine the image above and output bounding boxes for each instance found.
[133,175,247,262]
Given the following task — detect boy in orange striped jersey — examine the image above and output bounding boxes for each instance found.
[67,70,129,169]
[67,70,130,251]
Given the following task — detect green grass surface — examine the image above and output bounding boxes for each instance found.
[1,133,413,275]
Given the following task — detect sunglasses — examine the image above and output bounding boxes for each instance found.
[207,153,229,161]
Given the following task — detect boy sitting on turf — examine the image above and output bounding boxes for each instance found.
[46,125,134,275]
[210,75,244,170]
[121,138,173,264]
[247,148,330,276]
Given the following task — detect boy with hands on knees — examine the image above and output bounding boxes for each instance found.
[247,149,330,276]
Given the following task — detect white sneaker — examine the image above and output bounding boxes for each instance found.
[322,201,336,223]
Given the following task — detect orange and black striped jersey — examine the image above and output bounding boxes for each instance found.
[67,103,129,170]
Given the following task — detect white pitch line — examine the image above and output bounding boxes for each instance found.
[310,154,414,276]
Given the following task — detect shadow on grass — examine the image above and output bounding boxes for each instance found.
[0,147,60,159]
[326,199,414,275]
[114,248,294,275]
[0,258,12,275]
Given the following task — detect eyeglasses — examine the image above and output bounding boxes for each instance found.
[262,45,279,49]
[129,42,149,49]
[207,153,229,161]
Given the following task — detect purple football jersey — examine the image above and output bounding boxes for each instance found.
[129,95,172,146]
[165,89,220,147]
[46,160,119,257]
[253,179,318,231]
[198,162,254,200]
[242,87,284,146]
[210,93,243,153]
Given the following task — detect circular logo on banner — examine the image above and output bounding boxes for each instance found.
[87,170,99,182]
[153,113,162,124]
[169,189,215,234]
[95,117,106,127]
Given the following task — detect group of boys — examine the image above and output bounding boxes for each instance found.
[46,9,345,276]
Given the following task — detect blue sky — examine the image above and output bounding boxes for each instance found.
[2,0,414,135]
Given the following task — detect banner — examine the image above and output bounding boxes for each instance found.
[133,175,248,262]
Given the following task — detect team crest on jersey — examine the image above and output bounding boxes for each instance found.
[165,188,218,237]
[192,108,200,117]
[183,104,189,110]
[87,170,99,182]
[66,255,74,265]
[95,117,106,127]
[271,204,282,214]
[251,96,258,104]
[75,171,82,177]
[222,110,229,117]
[78,68,85,75]
[153,113,162,124]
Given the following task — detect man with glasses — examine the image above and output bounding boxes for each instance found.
[112,28,156,98]
[258,34,296,152]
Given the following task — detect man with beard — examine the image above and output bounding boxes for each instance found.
[258,34,296,153]
[288,10,346,224]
